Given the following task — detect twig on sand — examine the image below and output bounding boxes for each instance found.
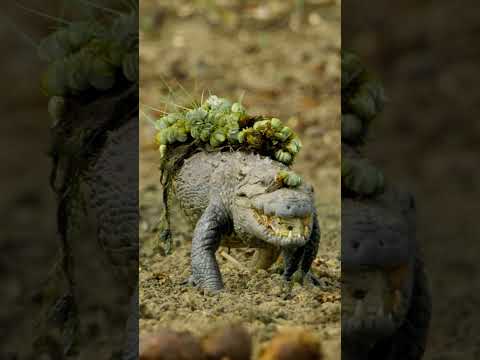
[219,250,250,273]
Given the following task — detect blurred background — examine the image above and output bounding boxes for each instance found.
[0,1,136,358]
[343,0,480,358]
[139,0,341,358]
[0,1,60,356]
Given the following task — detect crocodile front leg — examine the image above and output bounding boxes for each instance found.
[283,214,321,284]
[301,214,320,276]
[282,246,305,280]
[190,198,230,291]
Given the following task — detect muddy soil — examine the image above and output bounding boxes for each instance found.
[139,0,341,358]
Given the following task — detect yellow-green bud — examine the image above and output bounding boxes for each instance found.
[270,118,282,129]
[275,150,292,164]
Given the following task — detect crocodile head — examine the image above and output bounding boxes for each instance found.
[232,163,315,247]
[341,190,416,348]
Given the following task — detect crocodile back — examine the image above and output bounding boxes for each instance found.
[87,119,139,291]
[174,152,217,224]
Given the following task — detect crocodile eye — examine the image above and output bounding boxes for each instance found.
[237,191,247,197]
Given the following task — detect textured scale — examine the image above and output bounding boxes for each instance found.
[86,119,139,291]
[174,153,217,222]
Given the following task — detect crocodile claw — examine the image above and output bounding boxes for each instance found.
[303,271,321,286]
[181,275,197,287]
[283,270,321,287]
[181,275,223,294]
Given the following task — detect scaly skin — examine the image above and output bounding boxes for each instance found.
[85,117,139,360]
[341,186,431,360]
[86,119,139,291]
[78,118,139,360]
[169,150,321,291]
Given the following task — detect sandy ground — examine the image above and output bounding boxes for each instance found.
[139,0,341,358]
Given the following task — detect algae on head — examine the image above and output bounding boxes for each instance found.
[341,156,384,196]
[154,95,302,167]
[341,50,386,146]
[39,9,138,98]
[341,51,386,197]
[276,170,303,188]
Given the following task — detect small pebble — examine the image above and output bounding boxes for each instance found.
[258,329,323,360]
[140,329,206,360]
[201,324,252,360]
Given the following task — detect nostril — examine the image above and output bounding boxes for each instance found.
[352,241,360,250]
[353,289,367,300]
[287,225,293,231]
[286,205,291,210]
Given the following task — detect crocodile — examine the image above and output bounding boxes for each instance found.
[163,147,321,292]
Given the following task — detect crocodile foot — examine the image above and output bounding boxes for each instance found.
[181,275,223,294]
[284,270,321,287]
[303,271,321,286]
[32,291,79,357]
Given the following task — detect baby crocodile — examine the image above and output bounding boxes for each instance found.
[166,148,320,292]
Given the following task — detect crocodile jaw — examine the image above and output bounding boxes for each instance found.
[252,208,311,246]
[342,266,411,343]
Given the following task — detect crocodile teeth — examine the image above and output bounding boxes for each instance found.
[288,230,292,238]
[354,300,364,318]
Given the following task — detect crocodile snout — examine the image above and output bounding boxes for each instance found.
[342,226,412,271]
[253,189,312,218]
[342,199,414,271]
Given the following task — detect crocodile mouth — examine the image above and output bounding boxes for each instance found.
[253,209,311,246]
[342,265,410,341]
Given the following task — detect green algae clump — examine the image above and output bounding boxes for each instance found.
[39,11,138,97]
[276,170,303,188]
[341,51,386,197]
[154,95,302,166]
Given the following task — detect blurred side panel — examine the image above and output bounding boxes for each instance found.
[342,0,480,359]
[0,1,139,359]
